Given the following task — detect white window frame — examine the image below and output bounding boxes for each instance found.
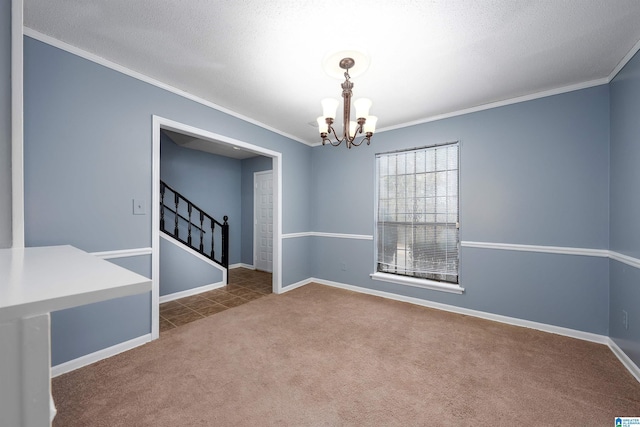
[370,142,465,295]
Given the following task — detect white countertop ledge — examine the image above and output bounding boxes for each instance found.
[0,245,152,322]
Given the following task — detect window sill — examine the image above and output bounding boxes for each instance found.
[369,272,465,295]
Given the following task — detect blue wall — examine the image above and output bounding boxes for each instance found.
[159,237,222,296]
[240,155,272,266]
[310,86,611,335]
[0,0,11,248]
[609,49,640,366]
[161,132,242,265]
[23,36,312,365]
[283,236,313,286]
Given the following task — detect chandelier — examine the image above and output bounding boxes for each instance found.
[317,57,377,149]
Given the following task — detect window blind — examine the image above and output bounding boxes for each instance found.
[376,142,459,283]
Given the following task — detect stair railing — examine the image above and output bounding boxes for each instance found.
[160,180,229,270]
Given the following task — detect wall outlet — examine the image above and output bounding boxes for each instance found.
[622,310,629,330]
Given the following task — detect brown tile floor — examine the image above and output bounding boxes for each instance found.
[159,268,272,334]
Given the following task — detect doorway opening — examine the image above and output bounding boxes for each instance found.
[151,116,282,339]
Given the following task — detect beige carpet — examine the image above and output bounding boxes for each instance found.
[52,283,640,426]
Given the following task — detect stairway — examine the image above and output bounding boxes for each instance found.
[160,180,229,271]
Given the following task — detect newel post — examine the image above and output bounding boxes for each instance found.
[222,215,229,273]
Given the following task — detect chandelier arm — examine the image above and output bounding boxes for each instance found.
[349,136,368,147]
[349,126,373,147]
[325,124,345,146]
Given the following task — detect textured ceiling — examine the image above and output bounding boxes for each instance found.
[24,0,640,146]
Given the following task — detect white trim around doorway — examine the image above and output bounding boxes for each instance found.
[11,0,24,248]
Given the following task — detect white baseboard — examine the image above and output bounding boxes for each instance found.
[51,334,152,378]
[230,263,254,270]
[309,277,609,344]
[159,281,225,303]
[279,277,312,294]
[608,338,640,383]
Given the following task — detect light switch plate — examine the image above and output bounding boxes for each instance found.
[133,199,146,215]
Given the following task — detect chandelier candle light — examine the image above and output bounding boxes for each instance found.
[317,57,377,149]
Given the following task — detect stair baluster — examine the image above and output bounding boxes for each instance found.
[199,211,204,253]
[187,202,193,246]
[211,219,215,261]
[160,182,165,231]
[174,192,180,238]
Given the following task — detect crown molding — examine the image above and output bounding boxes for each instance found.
[376,78,608,134]
[22,27,312,147]
[24,27,640,148]
[608,37,640,82]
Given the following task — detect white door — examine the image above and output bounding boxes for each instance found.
[254,171,273,272]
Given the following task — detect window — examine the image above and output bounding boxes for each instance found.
[375,142,460,286]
